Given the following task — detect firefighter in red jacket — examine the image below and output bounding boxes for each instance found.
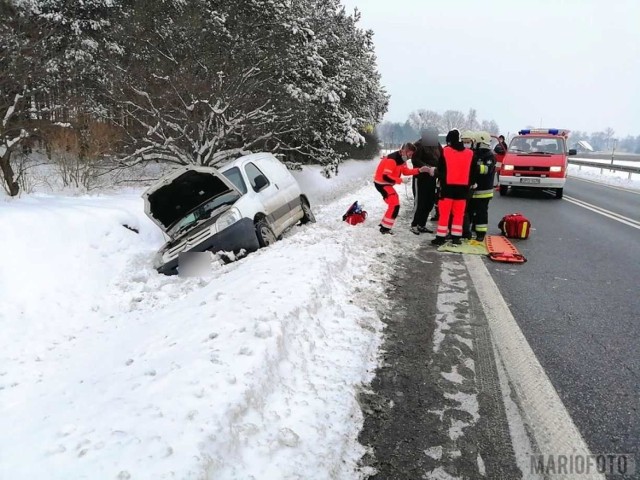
[431,129,478,246]
[374,143,433,234]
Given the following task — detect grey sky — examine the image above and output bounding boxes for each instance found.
[340,0,640,137]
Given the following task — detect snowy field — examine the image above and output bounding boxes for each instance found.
[1,155,637,480]
[568,162,640,190]
[0,159,423,480]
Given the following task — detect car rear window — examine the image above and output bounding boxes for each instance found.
[222,167,247,194]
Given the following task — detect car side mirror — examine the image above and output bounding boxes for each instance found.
[568,149,577,156]
[494,146,505,155]
[253,174,268,191]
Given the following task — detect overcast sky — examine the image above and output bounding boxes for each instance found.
[340,0,640,137]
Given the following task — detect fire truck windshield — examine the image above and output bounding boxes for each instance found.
[509,136,564,154]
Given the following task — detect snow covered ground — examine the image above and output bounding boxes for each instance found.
[1,154,636,480]
[0,159,423,480]
[568,161,640,191]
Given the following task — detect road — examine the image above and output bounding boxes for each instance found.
[486,177,640,469]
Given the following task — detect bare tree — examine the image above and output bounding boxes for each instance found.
[464,108,479,131]
[604,127,615,149]
[408,109,443,133]
[442,110,466,131]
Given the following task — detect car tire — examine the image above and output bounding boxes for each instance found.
[499,185,508,196]
[300,198,316,224]
[255,220,277,248]
[555,188,563,199]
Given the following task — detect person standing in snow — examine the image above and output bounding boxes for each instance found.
[468,131,496,241]
[409,129,442,235]
[374,143,433,235]
[431,129,478,246]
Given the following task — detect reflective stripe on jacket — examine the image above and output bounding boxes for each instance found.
[471,148,496,198]
[374,151,420,185]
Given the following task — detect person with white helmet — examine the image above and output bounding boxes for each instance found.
[468,131,496,241]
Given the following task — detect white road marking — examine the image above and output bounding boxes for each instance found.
[464,255,605,480]
[563,195,640,230]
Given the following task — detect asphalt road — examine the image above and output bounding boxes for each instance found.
[486,177,640,473]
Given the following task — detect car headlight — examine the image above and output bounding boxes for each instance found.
[215,207,242,232]
[549,166,562,172]
[503,165,514,171]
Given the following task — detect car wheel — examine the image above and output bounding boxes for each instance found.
[555,188,563,199]
[499,185,508,196]
[300,198,316,224]
[255,220,277,248]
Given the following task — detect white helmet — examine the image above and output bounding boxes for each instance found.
[473,131,492,149]
[461,130,476,145]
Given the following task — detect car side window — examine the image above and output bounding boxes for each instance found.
[245,162,270,192]
[222,167,247,195]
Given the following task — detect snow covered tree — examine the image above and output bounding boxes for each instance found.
[1,0,124,195]
[2,0,389,190]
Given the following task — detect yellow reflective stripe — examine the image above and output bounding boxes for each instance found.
[479,165,488,174]
[475,225,488,232]
[521,222,529,237]
[473,191,494,198]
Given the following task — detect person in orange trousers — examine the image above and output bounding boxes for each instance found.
[431,129,478,245]
[374,143,433,234]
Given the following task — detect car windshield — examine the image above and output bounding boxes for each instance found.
[509,136,564,154]
[170,191,239,236]
[222,167,248,195]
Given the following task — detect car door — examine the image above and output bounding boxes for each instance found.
[257,154,302,227]
[243,161,289,234]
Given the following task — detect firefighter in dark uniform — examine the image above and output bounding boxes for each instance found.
[468,131,496,241]
[374,143,431,234]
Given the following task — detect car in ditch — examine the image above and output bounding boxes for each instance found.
[498,128,577,199]
[142,152,316,275]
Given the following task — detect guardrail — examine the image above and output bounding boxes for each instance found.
[568,159,640,178]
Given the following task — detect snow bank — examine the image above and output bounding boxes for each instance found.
[0,158,410,479]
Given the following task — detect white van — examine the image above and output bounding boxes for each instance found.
[142,153,315,275]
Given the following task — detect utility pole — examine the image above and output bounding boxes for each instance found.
[610,138,617,168]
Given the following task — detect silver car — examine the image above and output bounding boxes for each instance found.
[142,153,316,275]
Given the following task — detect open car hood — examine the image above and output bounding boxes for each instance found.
[142,166,241,233]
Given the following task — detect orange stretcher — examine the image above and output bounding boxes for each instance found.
[485,235,527,263]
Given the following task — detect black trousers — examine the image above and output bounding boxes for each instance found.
[411,174,437,227]
[468,197,491,233]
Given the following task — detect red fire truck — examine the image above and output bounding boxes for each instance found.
[498,128,577,199]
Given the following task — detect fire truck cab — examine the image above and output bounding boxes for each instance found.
[498,128,577,199]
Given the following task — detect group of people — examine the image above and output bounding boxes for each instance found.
[373,128,502,245]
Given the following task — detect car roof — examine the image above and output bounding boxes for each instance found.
[220,152,275,171]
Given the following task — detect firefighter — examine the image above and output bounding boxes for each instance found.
[468,131,496,242]
[431,129,477,246]
[374,143,433,234]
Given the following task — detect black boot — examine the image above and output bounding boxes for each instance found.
[431,236,446,246]
[475,232,486,242]
[451,237,462,245]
